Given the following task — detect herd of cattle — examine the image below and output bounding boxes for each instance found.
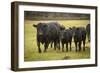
[33,22,90,53]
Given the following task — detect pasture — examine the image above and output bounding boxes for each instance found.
[24,20,90,61]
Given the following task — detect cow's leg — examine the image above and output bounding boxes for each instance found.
[62,43,64,52]
[37,42,41,53]
[44,42,49,52]
[88,35,89,42]
[79,41,82,51]
[66,42,68,52]
[70,41,72,51]
[58,42,60,50]
[51,41,53,48]
[87,33,90,42]
[88,34,90,42]
[89,33,90,42]
[54,41,57,50]
[75,42,77,52]
[58,40,60,50]
[83,40,85,51]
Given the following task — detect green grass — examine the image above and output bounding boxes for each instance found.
[24,20,90,61]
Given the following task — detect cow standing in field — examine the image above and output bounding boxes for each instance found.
[50,25,65,50]
[33,22,61,53]
[60,28,73,52]
[73,27,86,51]
[86,24,90,42]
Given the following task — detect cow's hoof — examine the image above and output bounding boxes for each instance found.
[66,50,68,52]
[58,48,60,50]
[79,50,81,52]
[44,50,47,53]
[39,51,42,53]
[62,50,64,52]
[39,52,42,53]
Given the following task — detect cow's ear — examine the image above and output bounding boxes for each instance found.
[60,26,65,30]
[69,27,72,30]
[33,24,37,28]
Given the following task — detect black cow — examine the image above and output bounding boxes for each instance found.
[60,28,73,52]
[86,24,90,42]
[50,25,65,50]
[33,22,61,53]
[73,27,86,51]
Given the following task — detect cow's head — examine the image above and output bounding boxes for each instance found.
[60,25,65,30]
[33,23,47,36]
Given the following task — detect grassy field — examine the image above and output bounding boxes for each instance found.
[24,20,90,61]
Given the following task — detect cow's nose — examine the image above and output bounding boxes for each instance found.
[38,32,43,36]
